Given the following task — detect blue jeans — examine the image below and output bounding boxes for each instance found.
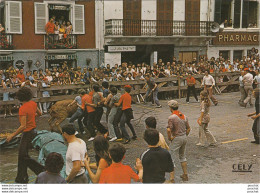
[69,109,84,134]
[145,88,160,106]
[108,107,117,138]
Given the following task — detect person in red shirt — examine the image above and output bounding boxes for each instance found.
[45,18,55,35]
[115,85,137,144]
[16,68,25,83]
[99,143,143,184]
[7,87,44,183]
[186,72,199,104]
[45,18,55,44]
[81,90,96,140]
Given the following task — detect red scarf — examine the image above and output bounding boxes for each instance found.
[172,110,185,120]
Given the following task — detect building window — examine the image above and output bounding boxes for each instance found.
[48,4,71,26]
[244,0,258,28]
[215,0,232,27]
[233,50,243,60]
[3,1,22,34]
[35,2,84,34]
[219,51,229,60]
[215,0,259,29]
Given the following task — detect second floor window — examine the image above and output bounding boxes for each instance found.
[215,0,259,29]
[35,2,84,34]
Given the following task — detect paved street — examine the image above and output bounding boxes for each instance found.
[0,91,259,183]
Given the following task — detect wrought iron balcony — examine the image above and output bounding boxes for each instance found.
[0,33,13,50]
[45,34,77,49]
[105,19,214,36]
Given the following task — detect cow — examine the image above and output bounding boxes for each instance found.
[48,99,78,133]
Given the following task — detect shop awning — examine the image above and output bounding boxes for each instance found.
[45,54,77,60]
[0,56,13,62]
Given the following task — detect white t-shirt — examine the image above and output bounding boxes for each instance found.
[202,75,215,86]
[66,139,87,176]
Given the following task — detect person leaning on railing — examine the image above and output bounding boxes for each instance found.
[45,18,55,44]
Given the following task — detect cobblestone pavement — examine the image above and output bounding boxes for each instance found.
[0,92,259,183]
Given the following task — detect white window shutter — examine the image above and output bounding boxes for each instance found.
[73,4,85,34]
[35,3,47,34]
[6,1,22,34]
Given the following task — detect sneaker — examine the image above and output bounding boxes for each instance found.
[132,136,137,140]
[88,137,95,142]
[197,100,200,103]
[196,143,203,146]
[109,137,117,142]
[82,131,86,135]
[209,143,218,147]
[186,102,189,104]
[123,139,130,144]
[115,138,123,142]
[180,174,188,181]
[156,105,162,108]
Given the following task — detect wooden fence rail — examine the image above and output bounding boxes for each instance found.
[0,72,240,106]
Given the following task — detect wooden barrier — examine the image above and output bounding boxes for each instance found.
[0,72,240,106]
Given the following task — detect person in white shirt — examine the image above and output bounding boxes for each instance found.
[165,66,171,76]
[253,69,260,88]
[201,70,218,106]
[238,71,246,105]
[62,124,88,183]
[242,70,253,107]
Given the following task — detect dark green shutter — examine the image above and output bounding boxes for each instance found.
[214,0,222,24]
[234,0,241,28]
[242,0,249,28]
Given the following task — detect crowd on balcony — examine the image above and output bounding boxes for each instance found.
[45,16,74,49]
[0,47,259,116]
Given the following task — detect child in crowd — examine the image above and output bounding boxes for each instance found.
[145,116,169,150]
[35,152,66,184]
[140,129,174,183]
[98,143,143,184]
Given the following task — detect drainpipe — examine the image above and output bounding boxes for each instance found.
[97,0,100,68]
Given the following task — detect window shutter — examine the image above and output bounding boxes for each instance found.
[73,4,85,34]
[233,0,241,28]
[214,0,222,24]
[242,1,249,28]
[6,1,22,34]
[34,3,47,34]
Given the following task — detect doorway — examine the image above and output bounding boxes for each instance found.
[179,51,197,63]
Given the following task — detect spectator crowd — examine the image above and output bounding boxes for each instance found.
[1,47,259,116]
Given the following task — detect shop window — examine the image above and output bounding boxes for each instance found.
[219,51,229,60]
[233,50,243,61]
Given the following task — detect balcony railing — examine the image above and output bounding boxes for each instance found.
[105,19,214,36]
[45,34,77,49]
[0,33,13,50]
